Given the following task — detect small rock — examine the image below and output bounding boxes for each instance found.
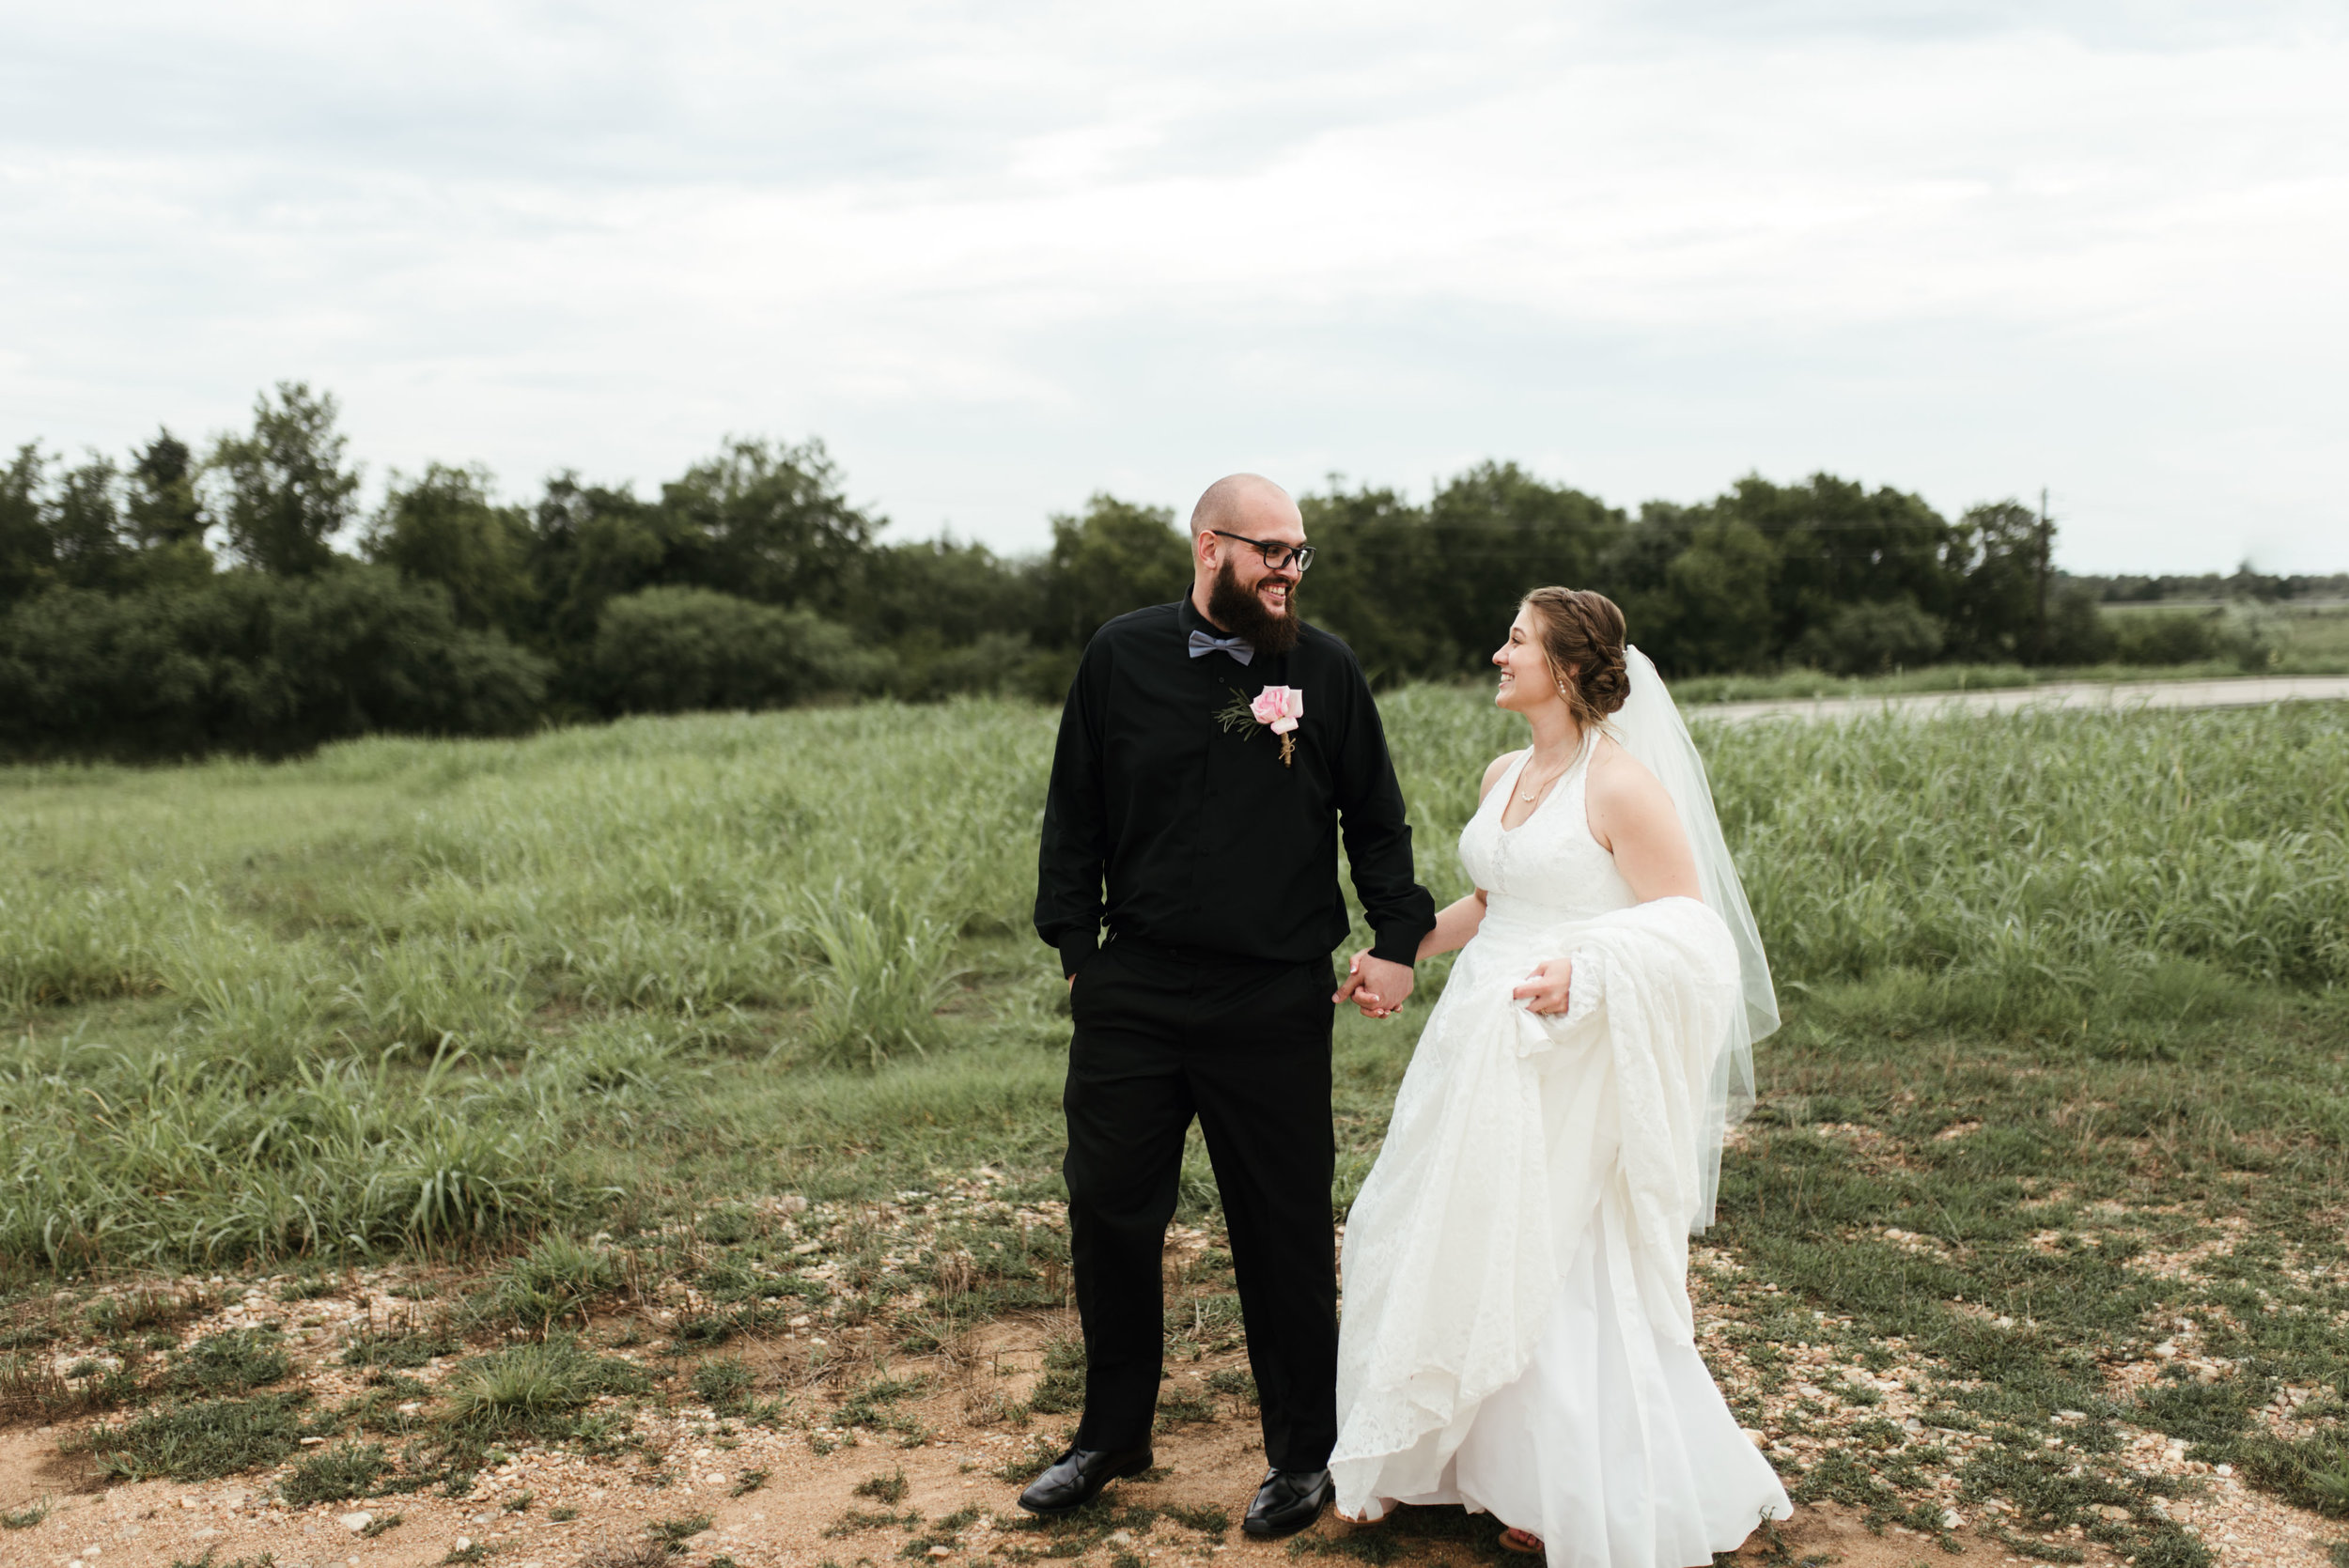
[2153,1342,2178,1359]
[1902,1417,1922,1433]
[1740,1428,1766,1448]
[456,1537,473,1552]
[2214,1464,2233,1478]
[340,1512,372,1532]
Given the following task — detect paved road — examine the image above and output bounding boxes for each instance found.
[1693,675,2349,725]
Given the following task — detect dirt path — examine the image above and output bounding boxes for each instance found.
[0,1345,2124,1568]
[4,1302,2335,1568]
[1697,675,2349,725]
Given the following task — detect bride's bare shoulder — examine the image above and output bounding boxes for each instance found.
[1587,732,1672,814]
[1477,750,1524,803]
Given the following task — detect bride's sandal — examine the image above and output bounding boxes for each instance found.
[1500,1527,1545,1555]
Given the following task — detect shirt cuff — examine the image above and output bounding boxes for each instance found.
[1058,936,1099,979]
[1368,924,1429,968]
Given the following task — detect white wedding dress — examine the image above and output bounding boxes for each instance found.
[1330,735,1792,1567]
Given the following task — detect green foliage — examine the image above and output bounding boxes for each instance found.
[0,1498,50,1529]
[1037,493,1191,649]
[87,1287,206,1337]
[587,585,878,715]
[0,567,550,759]
[1795,596,1946,675]
[167,1329,291,1396]
[1306,463,1624,680]
[661,438,875,614]
[474,1234,623,1330]
[441,1337,647,1436]
[692,1357,755,1413]
[798,892,962,1068]
[647,1512,713,1550]
[280,1441,387,1505]
[342,1327,459,1369]
[14,380,2341,752]
[210,382,361,578]
[367,463,539,633]
[1027,1331,1087,1415]
[86,1391,315,1481]
[1160,1501,1230,1537]
[2112,611,2221,665]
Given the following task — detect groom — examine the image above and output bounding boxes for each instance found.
[1028,474,1436,1535]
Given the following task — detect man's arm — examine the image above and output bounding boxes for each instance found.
[1330,652,1438,966]
[1034,642,1111,978]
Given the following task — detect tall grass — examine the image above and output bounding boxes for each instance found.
[1377,687,2349,1024]
[2,692,2342,1270]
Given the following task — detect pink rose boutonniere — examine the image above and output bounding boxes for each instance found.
[1218,684,1305,766]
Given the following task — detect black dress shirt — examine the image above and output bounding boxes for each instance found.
[1035,596,1438,978]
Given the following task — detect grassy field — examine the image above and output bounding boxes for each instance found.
[2,692,2346,1565]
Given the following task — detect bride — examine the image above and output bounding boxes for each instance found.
[1330,588,1791,1565]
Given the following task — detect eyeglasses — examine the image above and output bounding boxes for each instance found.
[1208,530,1315,573]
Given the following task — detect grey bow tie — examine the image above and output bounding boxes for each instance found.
[1188,629,1255,665]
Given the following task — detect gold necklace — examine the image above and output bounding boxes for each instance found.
[1517,747,1573,802]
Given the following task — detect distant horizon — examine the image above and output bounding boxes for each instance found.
[10,396,2342,584]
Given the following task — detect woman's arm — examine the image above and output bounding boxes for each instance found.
[1416,891,1488,960]
[1586,740,1701,903]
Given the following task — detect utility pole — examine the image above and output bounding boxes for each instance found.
[2033,487,2051,662]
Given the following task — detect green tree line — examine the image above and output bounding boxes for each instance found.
[0,381,2286,758]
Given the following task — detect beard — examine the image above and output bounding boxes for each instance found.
[1206,557,1302,657]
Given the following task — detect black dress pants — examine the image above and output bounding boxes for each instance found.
[1062,936,1338,1472]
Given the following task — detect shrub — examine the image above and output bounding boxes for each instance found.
[586,586,880,715]
[1797,598,1946,675]
[2111,610,2221,665]
[0,567,550,758]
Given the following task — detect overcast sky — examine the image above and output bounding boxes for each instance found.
[4,1,2344,572]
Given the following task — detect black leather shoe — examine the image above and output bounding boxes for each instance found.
[1244,1467,1331,1537]
[1016,1445,1155,1514]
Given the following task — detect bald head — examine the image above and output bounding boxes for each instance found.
[1190,473,1299,539]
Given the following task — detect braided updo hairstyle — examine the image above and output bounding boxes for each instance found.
[1520,587,1631,728]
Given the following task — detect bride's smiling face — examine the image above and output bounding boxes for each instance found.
[1492,608,1563,714]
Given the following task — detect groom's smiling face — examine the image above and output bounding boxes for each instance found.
[1191,478,1308,644]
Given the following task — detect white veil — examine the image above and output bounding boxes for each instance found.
[1610,644,1777,1231]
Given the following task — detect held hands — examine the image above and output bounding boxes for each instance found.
[1512,957,1574,1016]
[1334,951,1416,1019]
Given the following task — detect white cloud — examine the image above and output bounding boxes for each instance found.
[1,0,2343,569]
